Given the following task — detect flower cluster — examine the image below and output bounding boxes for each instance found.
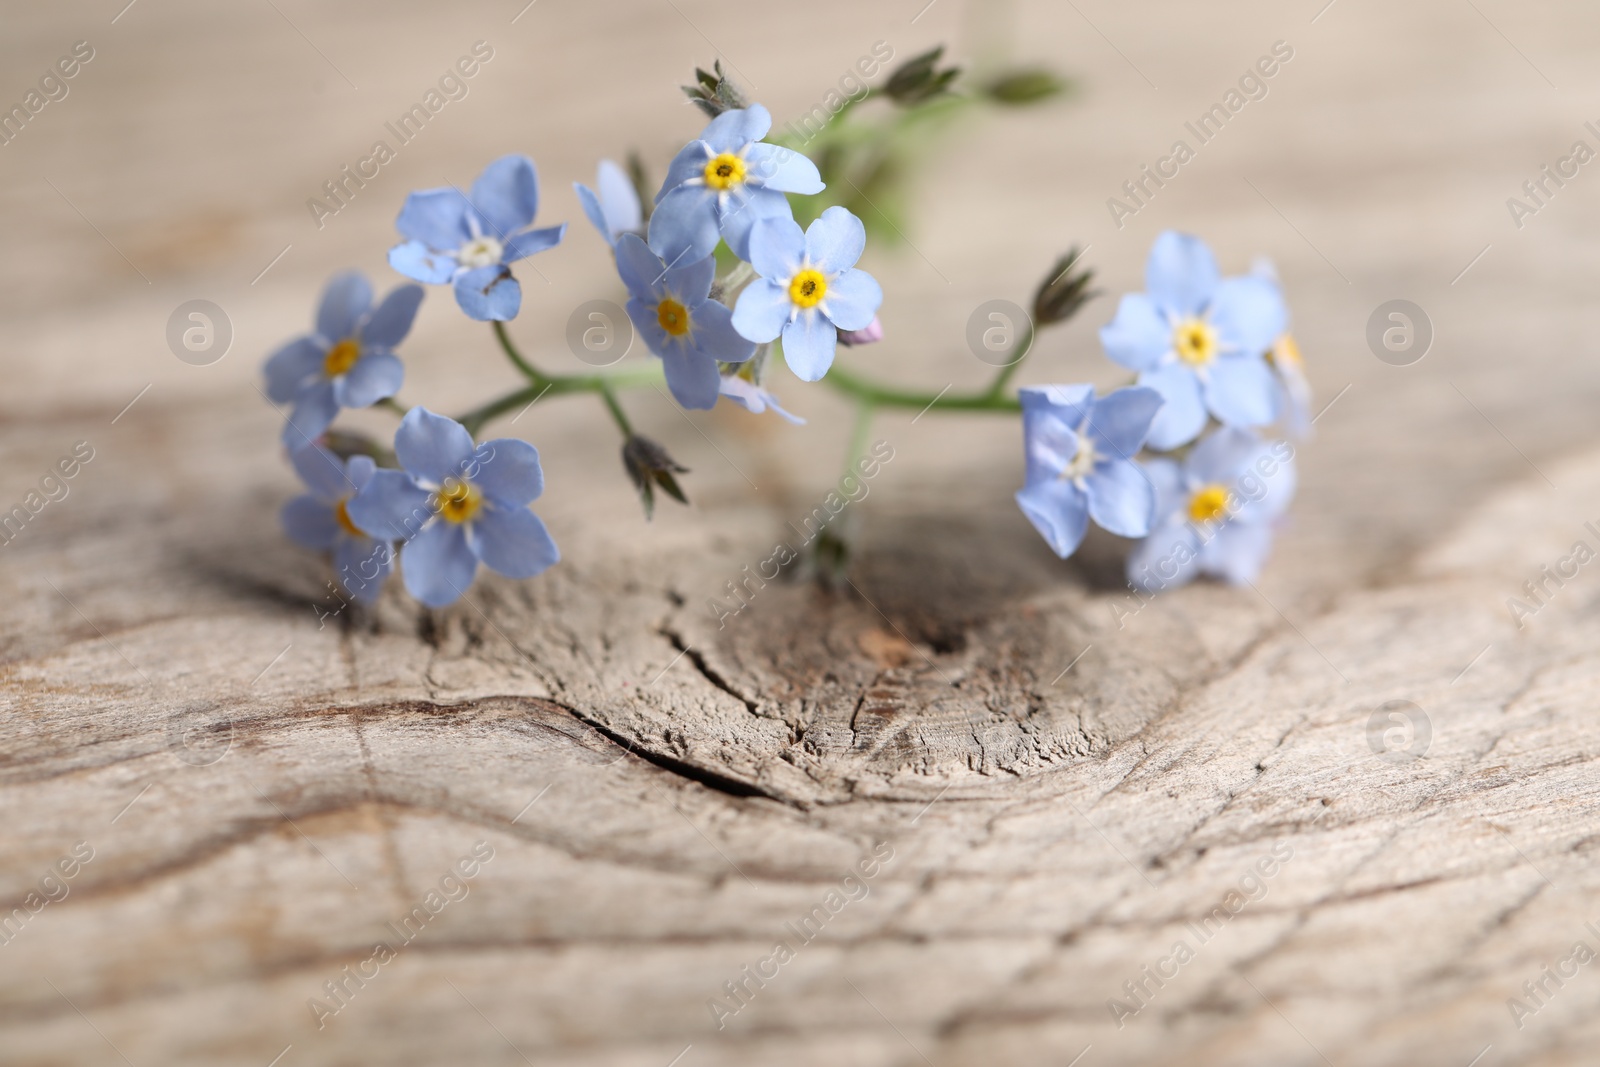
[260,54,1306,615]
[1015,231,1305,591]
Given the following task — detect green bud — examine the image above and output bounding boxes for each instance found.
[682,60,749,119]
[983,68,1066,106]
[885,46,961,106]
[1033,247,1097,326]
[622,435,690,519]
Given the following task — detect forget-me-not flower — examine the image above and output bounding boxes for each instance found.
[614,234,754,409]
[280,443,394,604]
[388,155,566,322]
[1126,426,1297,591]
[347,408,559,608]
[1099,231,1285,450]
[575,159,642,247]
[718,369,804,424]
[1014,384,1164,559]
[730,206,883,382]
[263,271,421,449]
[649,104,824,266]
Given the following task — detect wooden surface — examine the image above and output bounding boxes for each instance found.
[4,1,1600,1064]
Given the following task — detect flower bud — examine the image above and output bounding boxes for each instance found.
[319,429,392,467]
[885,47,961,106]
[838,317,883,347]
[983,69,1067,106]
[682,60,749,119]
[622,435,690,519]
[1032,247,1097,327]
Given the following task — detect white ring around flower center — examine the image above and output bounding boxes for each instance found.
[1061,431,1100,486]
[457,235,504,270]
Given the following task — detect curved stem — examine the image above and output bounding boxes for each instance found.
[983,323,1036,399]
[492,320,550,383]
[376,397,410,418]
[598,382,634,438]
[823,364,1022,413]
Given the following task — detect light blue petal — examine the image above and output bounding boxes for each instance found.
[746,215,806,282]
[1210,275,1288,356]
[1019,406,1079,486]
[1015,481,1090,559]
[282,383,339,451]
[503,224,566,264]
[698,104,771,153]
[388,240,458,285]
[1140,458,1187,522]
[576,182,612,244]
[648,184,721,267]
[402,520,477,607]
[264,336,325,404]
[1019,384,1096,422]
[805,206,866,273]
[663,253,716,307]
[719,376,806,424]
[453,265,521,321]
[316,272,371,342]
[1085,459,1156,538]
[744,142,824,195]
[596,159,642,236]
[471,438,544,508]
[821,269,881,332]
[282,495,339,550]
[289,443,351,502]
[1205,355,1278,428]
[395,188,472,250]
[655,141,712,204]
[1230,440,1297,523]
[615,234,668,302]
[333,535,393,605]
[1099,293,1171,372]
[1187,426,1261,485]
[334,352,403,409]
[718,186,793,262]
[689,299,756,364]
[469,505,560,580]
[347,453,377,492]
[781,311,837,382]
[1127,523,1202,592]
[346,469,433,542]
[1145,230,1218,318]
[360,284,424,346]
[1085,386,1164,460]
[731,279,791,343]
[1198,522,1276,584]
[661,344,721,409]
[395,407,476,486]
[1139,364,1208,451]
[470,155,540,237]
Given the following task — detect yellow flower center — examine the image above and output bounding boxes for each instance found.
[1173,317,1219,367]
[657,298,691,337]
[324,338,361,377]
[334,498,363,537]
[789,269,827,309]
[703,152,747,191]
[1270,333,1302,368]
[1188,484,1231,523]
[433,479,482,525]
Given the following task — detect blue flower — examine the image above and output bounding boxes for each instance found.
[718,371,804,425]
[648,104,824,266]
[388,155,566,322]
[280,444,394,604]
[1099,231,1286,450]
[347,408,559,608]
[263,271,421,449]
[730,206,883,382]
[1126,427,1297,591]
[575,159,642,247]
[1014,385,1164,558]
[1251,257,1313,438]
[614,234,754,409]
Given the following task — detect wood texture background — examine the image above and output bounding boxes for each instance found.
[4,1,1600,1064]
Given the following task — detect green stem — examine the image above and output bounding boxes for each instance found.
[493,320,550,383]
[377,397,410,418]
[841,400,876,485]
[983,323,1036,399]
[599,383,634,437]
[823,364,1022,413]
